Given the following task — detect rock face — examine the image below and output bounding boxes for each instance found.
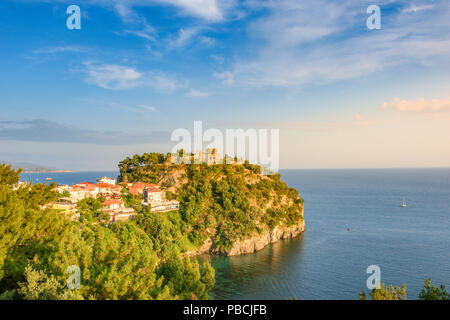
[188,216,305,257]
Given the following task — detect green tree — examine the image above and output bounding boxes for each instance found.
[0,164,21,185]
[359,284,407,300]
[419,278,449,300]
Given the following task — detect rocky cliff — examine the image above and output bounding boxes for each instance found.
[188,210,305,256]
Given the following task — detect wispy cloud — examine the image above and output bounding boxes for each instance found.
[227,0,450,88]
[213,71,234,85]
[46,0,232,22]
[80,62,179,91]
[83,63,142,90]
[382,97,450,113]
[33,45,91,55]
[108,102,157,113]
[402,4,435,13]
[186,89,209,97]
[138,104,157,111]
[118,19,157,41]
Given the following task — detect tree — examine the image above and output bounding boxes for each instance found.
[0,164,215,300]
[0,164,21,185]
[359,284,407,300]
[419,278,449,300]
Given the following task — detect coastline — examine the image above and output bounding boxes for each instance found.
[22,170,75,174]
[188,211,305,257]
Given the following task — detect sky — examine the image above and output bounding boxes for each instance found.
[0,0,449,170]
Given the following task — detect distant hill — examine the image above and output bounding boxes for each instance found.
[1,161,73,173]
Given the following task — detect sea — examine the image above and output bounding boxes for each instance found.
[20,168,450,300]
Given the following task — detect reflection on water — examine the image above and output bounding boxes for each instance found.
[198,169,450,300]
[199,235,307,300]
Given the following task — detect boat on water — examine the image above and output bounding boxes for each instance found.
[45,177,52,181]
[401,198,407,208]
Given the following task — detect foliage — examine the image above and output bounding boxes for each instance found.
[77,197,105,223]
[118,153,304,252]
[359,284,407,300]
[419,278,449,300]
[359,279,449,300]
[0,164,22,185]
[0,163,214,300]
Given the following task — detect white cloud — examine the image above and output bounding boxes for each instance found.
[186,89,209,97]
[214,71,234,85]
[383,97,450,113]
[88,0,229,22]
[161,0,225,21]
[138,104,157,111]
[402,4,435,13]
[121,20,157,41]
[33,46,91,54]
[84,63,142,90]
[81,63,178,92]
[168,27,203,49]
[229,0,450,88]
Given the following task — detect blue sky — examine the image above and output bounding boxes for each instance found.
[0,0,449,170]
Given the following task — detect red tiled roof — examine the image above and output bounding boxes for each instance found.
[96,183,114,189]
[145,187,162,193]
[102,199,123,206]
[128,182,159,195]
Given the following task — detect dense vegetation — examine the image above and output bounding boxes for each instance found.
[0,164,214,300]
[119,152,304,251]
[359,279,449,300]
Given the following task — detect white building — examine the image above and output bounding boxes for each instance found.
[96,176,116,185]
[143,187,163,204]
[68,188,86,202]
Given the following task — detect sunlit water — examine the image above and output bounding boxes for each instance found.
[201,169,450,300]
[21,169,450,300]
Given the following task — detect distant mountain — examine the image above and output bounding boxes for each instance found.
[1,161,72,173]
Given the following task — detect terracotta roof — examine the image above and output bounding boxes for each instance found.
[145,187,162,193]
[102,199,123,206]
[96,183,114,189]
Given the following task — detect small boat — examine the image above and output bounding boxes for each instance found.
[45,177,53,181]
[401,198,407,208]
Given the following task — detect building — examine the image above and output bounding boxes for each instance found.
[101,199,135,223]
[129,182,159,196]
[54,184,70,193]
[143,187,163,203]
[102,199,124,210]
[97,183,122,198]
[149,200,180,213]
[143,186,180,213]
[192,149,222,165]
[68,188,86,202]
[112,208,136,222]
[96,176,116,185]
[72,182,100,198]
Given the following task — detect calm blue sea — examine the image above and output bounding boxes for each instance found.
[21,168,450,300]
[20,171,119,186]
